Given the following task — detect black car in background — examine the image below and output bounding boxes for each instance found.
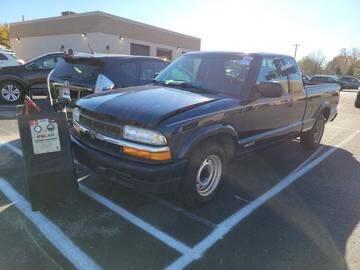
[309,75,345,90]
[339,76,360,89]
[48,53,168,109]
[0,52,64,104]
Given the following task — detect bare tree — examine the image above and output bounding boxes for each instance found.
[298,50,326,76]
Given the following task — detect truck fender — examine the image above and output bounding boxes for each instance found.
[178,124,238,159]
[315,102,331,121]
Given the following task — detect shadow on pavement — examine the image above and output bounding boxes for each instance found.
[191,145,360,270]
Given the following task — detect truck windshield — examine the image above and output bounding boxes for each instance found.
[155,54,253,94]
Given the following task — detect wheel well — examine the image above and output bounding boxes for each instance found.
[194,133,236,160]
[0,79,26,91]
[321,107,331,120]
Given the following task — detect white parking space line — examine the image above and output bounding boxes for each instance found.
[79,184,192,255]
[2,142,192,256]
[166,130,360,270]
[0,140,22,156]
[149,195,218,229]
[294,128,343,172]
[0,177,101,270]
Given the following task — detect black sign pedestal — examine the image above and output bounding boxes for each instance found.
[17,98,78,211]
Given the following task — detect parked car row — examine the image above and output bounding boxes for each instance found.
[306,74,360,90]
[0,50,168,105]
[48,51,168,110]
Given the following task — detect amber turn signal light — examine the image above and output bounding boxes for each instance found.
[123,146,172,161]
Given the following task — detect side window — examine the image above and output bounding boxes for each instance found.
[284,57,303,94]
[257,57,288,95]
[29,56,57,70]
[0,53,8,60]
[284,57,302,81]
[119,62,140,87]
[140,61,167,81]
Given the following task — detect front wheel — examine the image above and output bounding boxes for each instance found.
[179,141,226,208]
[0,81,24,104]
[300,113,326,150]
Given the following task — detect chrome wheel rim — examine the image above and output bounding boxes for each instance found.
[1,84,20,102]
[313,117,324,144]
[196,154,222,197]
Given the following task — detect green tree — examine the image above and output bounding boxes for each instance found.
[0,24,10,48]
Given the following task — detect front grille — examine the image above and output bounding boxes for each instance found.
[77,130,122,156]
[78,111,123,140]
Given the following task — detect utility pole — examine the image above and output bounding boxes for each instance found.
[293,44,300,59]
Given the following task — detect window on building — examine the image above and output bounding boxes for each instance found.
[156,48,172,61]
[130,43,150,56]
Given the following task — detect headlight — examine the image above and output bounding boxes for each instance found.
[123,125,167,146]
[73,108,80,123]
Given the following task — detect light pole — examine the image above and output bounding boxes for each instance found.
[293,44,300,59]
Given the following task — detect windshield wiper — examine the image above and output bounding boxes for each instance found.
[152,79,165,85]
[164,81,219,94]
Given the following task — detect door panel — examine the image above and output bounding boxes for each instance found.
[284,57,307,134]
[239,57,292,147]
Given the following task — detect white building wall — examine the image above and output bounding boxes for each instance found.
[10,32,192,61]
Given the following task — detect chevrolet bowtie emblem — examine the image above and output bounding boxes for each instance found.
[90,130,97,139]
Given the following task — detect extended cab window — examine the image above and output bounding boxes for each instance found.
[257,57,289,95]
[284,57,303,93]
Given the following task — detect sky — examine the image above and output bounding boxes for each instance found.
[1,0,359,60]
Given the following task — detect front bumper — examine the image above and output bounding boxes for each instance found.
[71,135,187,193]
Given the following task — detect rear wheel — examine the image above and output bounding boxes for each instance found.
[0,81,24,104]
[300,113,326,149]
[179,141,227,208]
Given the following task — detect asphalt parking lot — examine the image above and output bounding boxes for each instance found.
[0,91,359,270]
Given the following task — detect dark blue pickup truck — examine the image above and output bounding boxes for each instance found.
[71,51,339,207]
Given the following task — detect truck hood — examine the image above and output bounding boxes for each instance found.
[76,85,223,128]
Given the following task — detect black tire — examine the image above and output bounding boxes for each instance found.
[355,96,360,108]
[300,113,326,150]
[178,140,227,208]
[0,80,25,104]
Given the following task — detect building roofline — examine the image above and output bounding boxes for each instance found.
[10,11,201,41]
